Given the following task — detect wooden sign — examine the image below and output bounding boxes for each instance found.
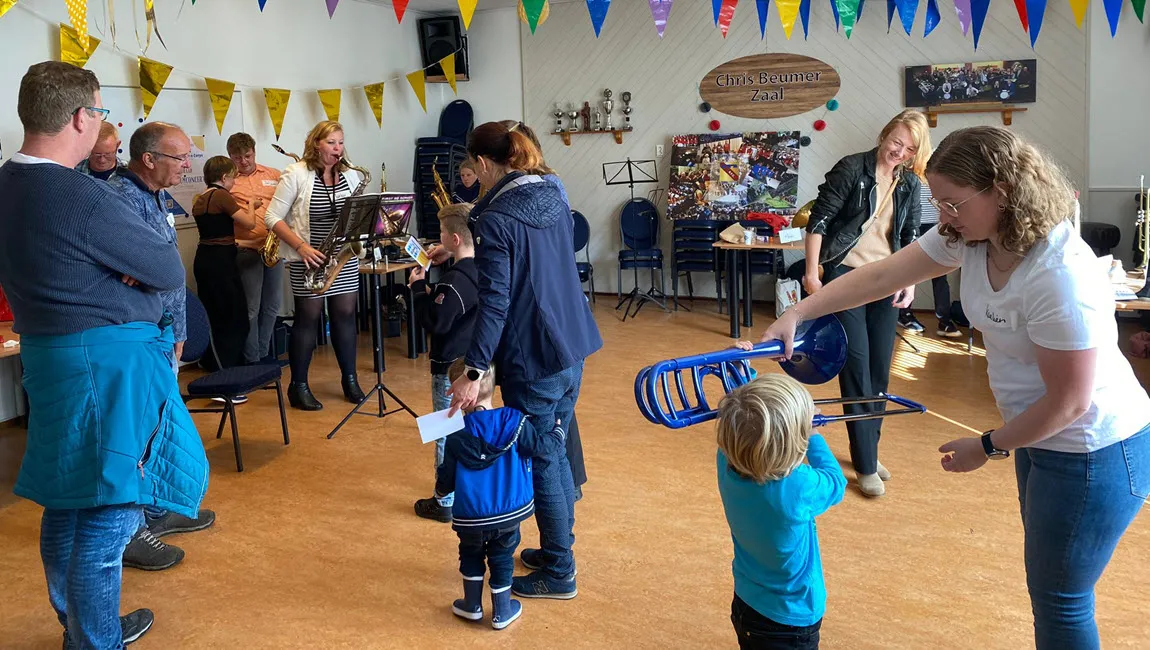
[700,54,840,119]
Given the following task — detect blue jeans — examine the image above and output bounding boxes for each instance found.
[41,504,143,649]
[501,363,583,579]
[1016,424,1150,650]
[458,526,521,590]
[432,374,454,508]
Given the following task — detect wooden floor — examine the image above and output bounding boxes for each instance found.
[1,301,1148,649]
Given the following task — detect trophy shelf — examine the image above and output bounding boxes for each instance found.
[923,102,1027,127]
[552,129,629,146]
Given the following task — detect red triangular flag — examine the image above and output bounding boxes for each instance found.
[1013,0,1029,30]
[718,0,738,36]
[393,0,409,23]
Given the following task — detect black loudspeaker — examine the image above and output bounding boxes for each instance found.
[418,16,470,83]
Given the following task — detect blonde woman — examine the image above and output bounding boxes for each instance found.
[763,126,1150,649]
[264,121,365,411]
[802,109,932,497]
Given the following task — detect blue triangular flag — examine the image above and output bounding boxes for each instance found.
[1103,0,1121,35]
[886,0,896,30]
[830,0,841,29]
[801,0,812,36]
[713,0,723,23]
[756,0,769,37]
[923,0,940,35]
[895,0,918,33]
[1024,0,1045,46]
[586,0,611,36]
[971,0,990,48]
[258,0,268,10]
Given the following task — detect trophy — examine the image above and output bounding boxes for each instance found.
[594,110,602,132]
[567,103,579,133]
[621,91,633,131]
[553,103,565,133]
[601,89,615,131]
[581,102,592,132]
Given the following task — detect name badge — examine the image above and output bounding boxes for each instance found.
[262,180,278,187]
[166,213,176,228]
[335,190,352,201]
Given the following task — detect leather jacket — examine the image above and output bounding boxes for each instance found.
[805,149,922,267]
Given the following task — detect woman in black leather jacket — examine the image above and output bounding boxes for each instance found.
[802,109,931,497]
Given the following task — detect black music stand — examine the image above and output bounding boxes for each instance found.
[603,158,667,319]
[326,196,417,439]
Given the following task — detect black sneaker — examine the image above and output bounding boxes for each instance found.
[413,497,452,523]
[122,528,185,571]
[146,509,216,539]
[62,609,154,649]
[519,548,578,576]
[898,312,925,333]
[937,320,963,338]
[511,570,578,600]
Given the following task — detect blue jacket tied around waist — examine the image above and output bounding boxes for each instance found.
[16,322,209,517]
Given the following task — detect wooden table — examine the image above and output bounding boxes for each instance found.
[360,259,424,361]
[0,323,18,359]
[713,238,804,338]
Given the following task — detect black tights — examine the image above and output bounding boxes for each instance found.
[290,292,359,384]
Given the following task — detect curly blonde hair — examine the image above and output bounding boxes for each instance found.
[302,120,350,174]
[716,375,814,484]
[927,126,1076,255]
[879,110,932,179]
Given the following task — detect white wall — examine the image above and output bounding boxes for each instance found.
[452,7,523,123]
[521,0,1088,302]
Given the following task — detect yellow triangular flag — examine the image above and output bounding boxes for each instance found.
[457,0,478,28]
[317,89,341,122]
[138,57,173,120]
[60,23,101,68]
[204,78,235,135]
[264,88,291,140]
[439,54,457,95]
[65,0,89,50]
[1,0,19,20]
[406,70,427,113]
[775,0,800,39]
[363,82,384,128]
[1069,0,1088,27]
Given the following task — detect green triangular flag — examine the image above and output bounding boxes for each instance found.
[522,0,546,32]
[836,0,860,36]
[1133,0,1146,21]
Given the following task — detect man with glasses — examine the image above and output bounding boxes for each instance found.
[0,61,209,649]
[76,121,124,181]
[108,122,218,574]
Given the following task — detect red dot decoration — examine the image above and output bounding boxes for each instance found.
[709,119,721,131]
[813,119,827,131]
[117,122,124,128]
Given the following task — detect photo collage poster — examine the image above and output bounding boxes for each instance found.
[666,131,800,221]
[904,59,1037,107]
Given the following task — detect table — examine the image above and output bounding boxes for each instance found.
[360,259,425,360]
[0,323,24,424]
[0,323,18,359]
[713,238,805,338]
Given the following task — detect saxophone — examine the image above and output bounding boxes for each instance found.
[263,144,301,267]
[431,157,452,210]
[302,160,372,294]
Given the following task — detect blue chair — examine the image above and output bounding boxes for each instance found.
[572,210,596,303]
[671,220,723,312]
[616,198,668,320]
[182,293,290,472]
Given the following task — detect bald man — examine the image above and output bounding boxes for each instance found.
[75,121,123,180]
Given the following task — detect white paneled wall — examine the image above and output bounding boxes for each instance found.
[522,0,1087,301]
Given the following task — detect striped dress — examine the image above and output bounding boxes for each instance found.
[288,175,361,298]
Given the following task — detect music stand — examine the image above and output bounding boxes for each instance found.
[603,159,667,319]
[325,194,417,440]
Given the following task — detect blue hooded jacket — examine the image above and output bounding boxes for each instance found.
[464,173,602,383]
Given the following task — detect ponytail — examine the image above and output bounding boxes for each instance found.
[469,120,549,174]
[505,129,544,174]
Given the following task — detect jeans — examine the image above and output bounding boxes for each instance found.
[1016,424,1150,650]
[41,504,143,649]
[731,595,821,649]
[236,249,284,364]
[501,363,583,579]
[431,373,454,508]
[458,526,521,590]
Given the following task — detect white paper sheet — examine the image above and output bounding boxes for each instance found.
[417,408,465,444]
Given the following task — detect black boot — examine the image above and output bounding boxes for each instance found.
[287,382,323,411]
[342,374,366,403]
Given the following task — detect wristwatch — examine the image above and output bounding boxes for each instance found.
[465,366,486,382]
[981,430,1010,460]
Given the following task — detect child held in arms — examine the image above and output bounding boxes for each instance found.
[409,205,480,523]
[452,160,481,204]
[715,359,847,650]
[435,359,566,630]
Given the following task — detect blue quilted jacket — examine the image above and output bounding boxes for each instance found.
[15,322,209,516]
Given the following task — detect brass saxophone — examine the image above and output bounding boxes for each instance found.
[303,160,372,294]
[262,144,301,267]
[431,157,452,210]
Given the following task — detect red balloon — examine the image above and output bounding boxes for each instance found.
[813,119,827,131]
[709,119,721,131]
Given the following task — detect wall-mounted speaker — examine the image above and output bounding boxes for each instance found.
[418,16,470,83]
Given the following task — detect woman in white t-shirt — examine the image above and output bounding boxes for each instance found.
[760,126,1150,650]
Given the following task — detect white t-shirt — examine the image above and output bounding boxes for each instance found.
[918,220,1150,453]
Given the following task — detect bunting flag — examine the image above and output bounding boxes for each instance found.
[138,57,173,120]
[458,0,478,28]
[1025,0,1044,46]
[831,0,840,29]
[953,0,971,35]
[1013,0,1029,30]
[204,78,235,135]
[712,0,722,23]
[440,54,458,94]
[317,89,341,122]
[521,0,545,31]
[858,0,867,20]
[1133,0,1146,21]
[718,0,737,36]
[924,0,941,35]
[0,0,17,20]
[393,0,408,22]
[406,70,427,112]
[894,0,918,33]
[258,0,268,10]
[326,0,339,18]
[1069,0,1087,26]
[264,89,291,139]
[756,0,769,36]
[1103,0,1122,34]
[837,0,861,36]
[971,0,990,47]
[777,0,800,37]
[144,0,167,50]
[586,0,611,36]
[886,0,896,30]
[60,24,101,68]
[649,0,672,37]
[66,0,89,50]
[363,82,384,128]
[800,0,812,37]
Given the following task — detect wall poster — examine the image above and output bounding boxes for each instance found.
[666,131,800,221]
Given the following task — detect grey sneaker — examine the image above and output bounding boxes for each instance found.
[146,509,216,538]
[122,528,184,571]
[62,608,154,648]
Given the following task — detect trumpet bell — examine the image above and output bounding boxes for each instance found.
[791,199,815,230]
[779,314,847,385]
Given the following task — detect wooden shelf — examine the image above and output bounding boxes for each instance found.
[923,102,1027,127]
[552,129,628,146]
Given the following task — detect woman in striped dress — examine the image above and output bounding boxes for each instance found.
[264,121,365,411]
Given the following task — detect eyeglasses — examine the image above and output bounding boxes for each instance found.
[149,151,192,163]
[75,106,110,121]
[929,187,988,217]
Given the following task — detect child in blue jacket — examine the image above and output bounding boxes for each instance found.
[715,373,847,649]
[435,359,566,630]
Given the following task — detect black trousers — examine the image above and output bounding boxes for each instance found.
[193,244,249,370]
[731,595,821,649]
[901,222,953,321]
[822,263,898,476]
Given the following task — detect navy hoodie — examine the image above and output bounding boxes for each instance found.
[464,173,602,383]
[436,407,566,533]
